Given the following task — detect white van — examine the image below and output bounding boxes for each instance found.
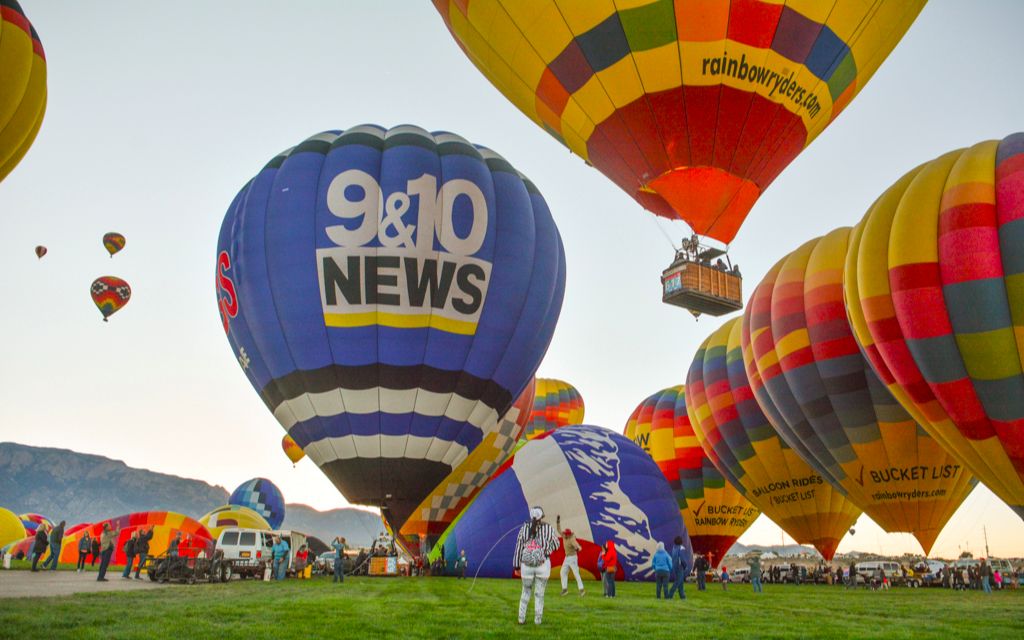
[857,561,917,587]
[217,528,273,579]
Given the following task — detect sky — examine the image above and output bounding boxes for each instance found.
[2,0,1022,560]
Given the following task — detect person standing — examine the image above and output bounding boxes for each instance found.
[455,550,468,579]
[720,566,729,590]
[30,524,49,572]
[694,553,708,591]
[847,562,857,589]
[331,536,347,583]
[512,506,558,626]
[555,516,583,596]
[651,542,672,599]
[76,531,92,573]
[121,531,138,579]
[294,544,309,579]
[665,536,688,600]
[42,520,65,571]
[96,523,120,582]
[750,554,763,593]
[90,535,100,566]
[980,559,993,594]
[134,526,153,579]
[600,540,618,598]
[271,535,290,580]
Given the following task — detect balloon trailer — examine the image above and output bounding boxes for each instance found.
[146,548,232,585]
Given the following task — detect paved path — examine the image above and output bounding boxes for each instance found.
[0,570,170,598]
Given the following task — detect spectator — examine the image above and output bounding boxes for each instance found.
[76,531,92,573]
[847,562,857,589]
[271,535,290,580]
[600,540,618,598]
[331,536,347,584]
[30,524,49,572]
[455,550,468,580]
[665,536,688,601]
[42,520,65,571]
[694,553,708,591]
[121,531,138,579]
[555,516,583,596]
[994,569,1003,591]
[512,506,558,626]
[720,566,729,590]
[168,532,182,558]
[651,542,672,599]
[980,559,993,594]
[134,526,153,580]
[294,544,309,579]
[96,523,120,582]
[90,536,100,566]
[750,554,763,593]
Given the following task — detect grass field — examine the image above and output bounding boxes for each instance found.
[0,574,1021,640]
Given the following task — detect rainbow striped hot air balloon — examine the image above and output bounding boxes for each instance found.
[742,229,976,554]
[58,512,214,566]
[90,276,131,321]
[625,385,758,567]
[0,0,47,183]
[521,378,585,440]
[687,318,860,561]
[845,133,1024,522]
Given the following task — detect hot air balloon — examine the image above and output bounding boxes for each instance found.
[216,125,565,539]
[0,507,25,548]
[521,378,584,440]
[103,232,126,257]
[0,0,46,183]
[198,505,270,539]
[90,276,131,321]
[625,385,758,567]
[282,434,305,465]
[401,377,536,541]
[435,425,690,581]
[434,0,924,315]
[58,511,214,566]
[742,229,976,554]
[845,133,1024,522]
[229,478,285,530]
[686,318,860,560]
[18,513,52,537]
[34,245,46,259]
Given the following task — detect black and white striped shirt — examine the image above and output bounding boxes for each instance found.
[512,521,558,569]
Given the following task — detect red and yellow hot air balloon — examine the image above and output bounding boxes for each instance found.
[282,434,305,465]
[435,0,923,244]
[742,229,976,553]
[687,318,860,560]
[625,385,758,566]
[90,276,131,321]
[845,133,1024,522]
[521,378,584,440]
[59,511,214,566]
[0,0,47,183]
[103,232,126,257]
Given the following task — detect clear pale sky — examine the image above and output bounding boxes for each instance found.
[2,1,1022,559]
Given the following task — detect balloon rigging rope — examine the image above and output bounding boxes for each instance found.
[467,524,524,593]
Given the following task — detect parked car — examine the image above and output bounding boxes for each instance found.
[731,567,751,583]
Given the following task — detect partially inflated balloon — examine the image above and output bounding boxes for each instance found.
[34,245,45,259]
[625,385,758,566]
[743,229,976,553]
[845,134,1024,521]
[435,0,923,243]
[522,378,584,440]
[198,504,270,539]
[437,425,690,581]
[282,434,305,465]
[229,478,285,529]
[18,512,52,537]
[216,125,565,536]
[0,1,46,183]
[90,276,131,321]
[103,232,126,257]
[0,507,24,548]
[686,318,859,560]
[59,512,214,566]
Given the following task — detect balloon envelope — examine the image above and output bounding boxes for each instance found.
[625,385,758,567]
[282,434,305,465]
[434,0,923,243]
[229,478,285,530]
[844,133,1024,521]
[686,318,860,560]
[437,425,690,581]
[0,0,46,183]
[522,378,584,440]
[90,276,131,321]
[59,511,214,566]
[103,232,126,256]
[0,507,25,548]
[18,513,52,537]
[198,504,270,539]
[216,125,565,536]
[34,245,46,259]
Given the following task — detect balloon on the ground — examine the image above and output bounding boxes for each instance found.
[625,385,758,566]
[686,318,860,560]
[90,276,131,321]
[0,0,47,183]
[229,478,285,529]
[521,378,584,440]
[34,245,46,259]
[58,511,214,566]
[282,434,305,465]
[437,425,690,581]
[103,232,126,257]
[64,522,91,537]
[844,133,1024,522]
[198,504,270,539]
[216,125,565,537]
[0,507,25,548]
[402,377,537,540]
[18,513,52,537]
[434,1,923,243]
[1,536,44,561]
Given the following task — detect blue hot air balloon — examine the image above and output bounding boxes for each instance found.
[436,425,690,581]
[216,125,566,538]
[229,478,286,529]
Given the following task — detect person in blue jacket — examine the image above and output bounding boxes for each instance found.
[665,536,688,600]
[271,535,290,580]
[651,542,673,599]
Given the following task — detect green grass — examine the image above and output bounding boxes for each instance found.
[0,576,1021,639]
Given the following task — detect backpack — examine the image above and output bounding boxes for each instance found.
[123,539,136,556]
[521,536,547,568]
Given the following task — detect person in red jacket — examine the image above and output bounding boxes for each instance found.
[600,540,618,598]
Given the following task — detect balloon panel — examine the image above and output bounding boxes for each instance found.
[229,478,285,529]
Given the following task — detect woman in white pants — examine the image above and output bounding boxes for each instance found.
[513,507,559,625]
[556,515,584,595]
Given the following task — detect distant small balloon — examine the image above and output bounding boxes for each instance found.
[103,232,126,257]
[282,434,305,465]
[34,246,46,259]
[90,276,131,321]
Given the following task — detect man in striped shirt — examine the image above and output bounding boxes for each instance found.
[513,507,559,626]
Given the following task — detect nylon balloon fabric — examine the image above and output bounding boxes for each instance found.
[686,318,859,561]
[198,505,271,540]
[845,133,1024,522]
[282,434,306,465]
[103,232,126,257]
[58,512,214,566]
[434,0,923,243]
[742,229,976,554]
[90,276,131,321]
[437,425,689,581]
[521,378,585,440]
[215,125,566,536]
[229,478,285,529]
[0,0,46,183]
[624,385,757,566]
